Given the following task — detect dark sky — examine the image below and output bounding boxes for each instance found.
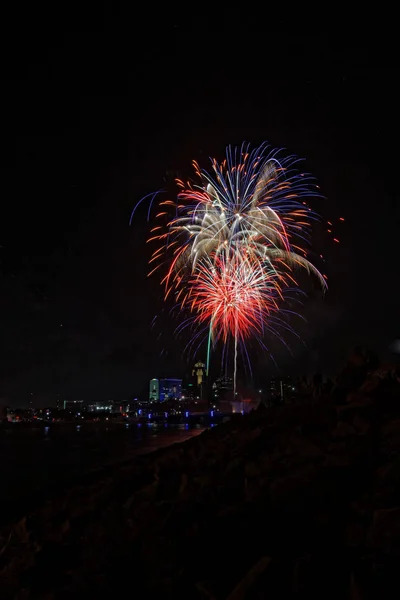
[1,11,398,405]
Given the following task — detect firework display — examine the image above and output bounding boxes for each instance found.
[190,254,280,345]
[134,142,327,395]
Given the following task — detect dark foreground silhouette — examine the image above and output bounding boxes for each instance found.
[1,354,400,599]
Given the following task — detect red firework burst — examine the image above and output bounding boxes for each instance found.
[188,255,281,344]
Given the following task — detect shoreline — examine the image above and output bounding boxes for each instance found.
[0,424,206,528]
[2,381,400,598]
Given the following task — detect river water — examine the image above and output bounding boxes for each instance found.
[0,421,205,506]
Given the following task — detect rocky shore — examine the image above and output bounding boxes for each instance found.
[1,365,400,599]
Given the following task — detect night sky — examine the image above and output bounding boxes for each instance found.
[1,12,398,405]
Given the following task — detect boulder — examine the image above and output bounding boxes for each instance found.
[367,507,400,555]
[380,420,400,457]
[332,421,357,438]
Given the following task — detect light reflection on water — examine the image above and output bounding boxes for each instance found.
[2,421,206,504]
[35,422,204,464]
[38,421,205,443]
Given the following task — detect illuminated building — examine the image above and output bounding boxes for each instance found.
[267,377,294,403]
[149,378,159,402]
[159,378,182,401]
[212,377,233,404]
[231,397,260,414]
[181,381,196,402]
[86,402,113,412]
[192,361,206,386]
[63,400,84,412]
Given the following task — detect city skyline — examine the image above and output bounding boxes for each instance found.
[1,22,398,404]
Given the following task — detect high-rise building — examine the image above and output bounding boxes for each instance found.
[212,376,233,404]
[192,361,206,386]
[149,379,159,402]
[86,401,113,412]
[63,400,84,413]
[267,376,294,403]
[159,378,182,402]
[181,381,196,402]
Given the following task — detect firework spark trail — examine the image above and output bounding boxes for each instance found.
[234,322,238,403]
[133,143,327,397]
[184,253,293,395]
[188,255,282,344]
[206,319,213,376]
[148,143,326,307]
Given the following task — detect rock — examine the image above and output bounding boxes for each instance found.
[244,461,260,478]
[332,421,357,438]
[336,397,375,426]
[374,459,400,508]
[225,556,271,600]
[269,464,318,509]
[367,507,400,555]
[345,392,373,406]
[327,437,375,470]
[343,521,365,547]
[282,434,325,466]
[380,420,400,456]
[352,415,371,435]
[292,553,350,599]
